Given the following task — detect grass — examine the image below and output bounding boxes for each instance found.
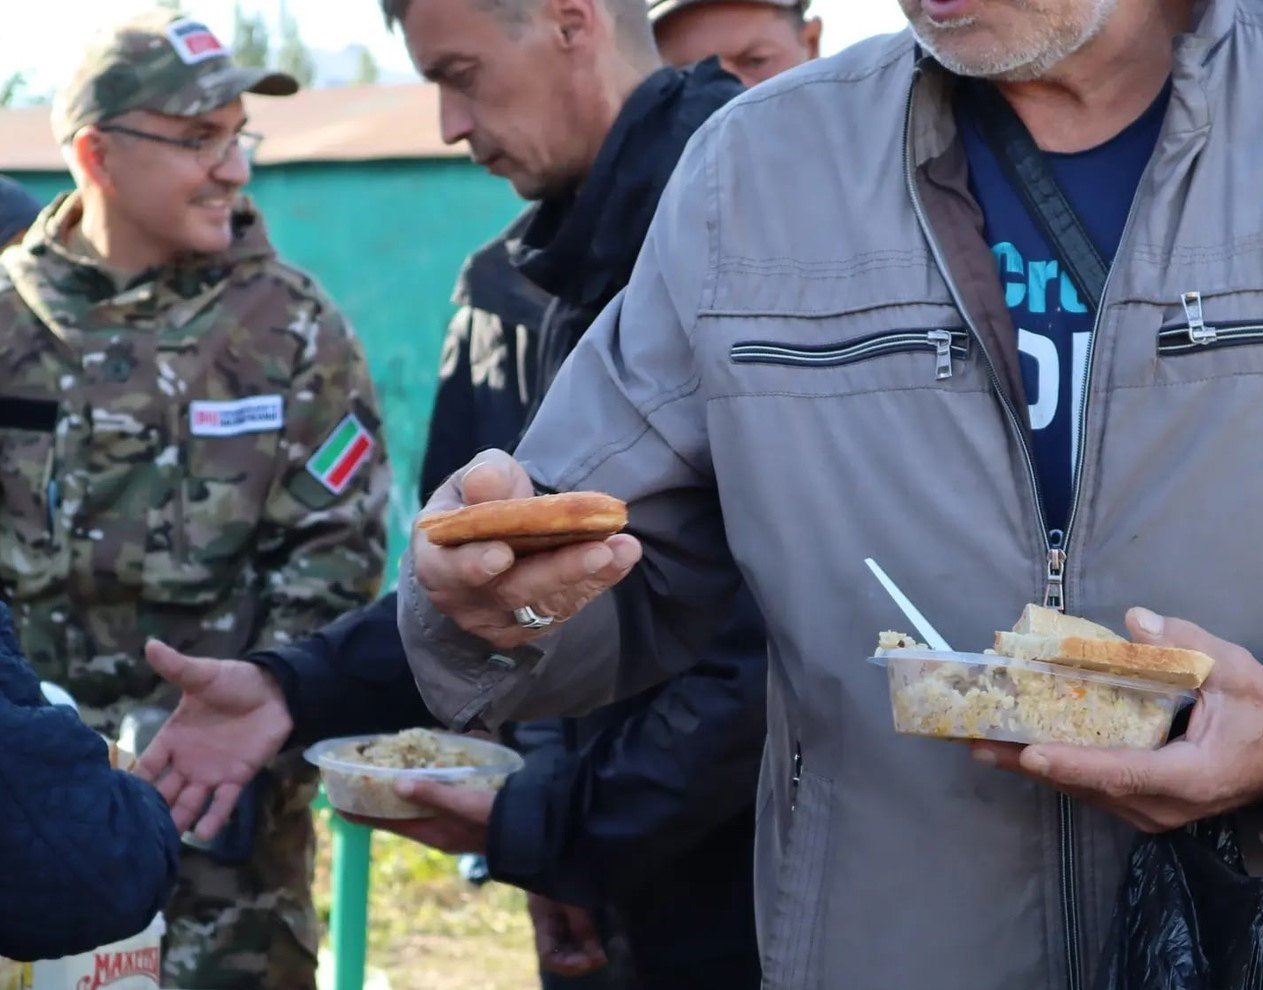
[312,808,538,990]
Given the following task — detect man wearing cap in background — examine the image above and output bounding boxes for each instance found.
[0,10,389,989]
[413,0,823,982]
[650,0,820,87]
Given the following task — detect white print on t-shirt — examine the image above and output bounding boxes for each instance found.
[1017,328,1092,472]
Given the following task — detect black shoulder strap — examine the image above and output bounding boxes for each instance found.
[970,82,1108,313]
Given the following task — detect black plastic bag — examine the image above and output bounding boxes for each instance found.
[1094,817,1263,989]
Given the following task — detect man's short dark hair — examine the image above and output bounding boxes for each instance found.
[380,0,654,59]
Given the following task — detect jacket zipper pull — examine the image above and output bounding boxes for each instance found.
[1181,291,1217,344]
[928,329,953,380]
[1043,529,1066,612]
[790,742,803,811]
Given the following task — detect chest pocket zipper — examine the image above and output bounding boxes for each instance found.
[1158,291,1263,355]
[731,328,970,380]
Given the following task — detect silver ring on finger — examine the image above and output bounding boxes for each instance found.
[513,605,555,629]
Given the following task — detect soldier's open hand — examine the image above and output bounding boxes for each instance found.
[135,640,293,840]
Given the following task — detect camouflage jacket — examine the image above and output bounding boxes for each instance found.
[0,193,389,731]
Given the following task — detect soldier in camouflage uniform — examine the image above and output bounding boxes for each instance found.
[0,11,389,989]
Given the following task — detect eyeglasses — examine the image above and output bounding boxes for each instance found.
[96,124,264,168]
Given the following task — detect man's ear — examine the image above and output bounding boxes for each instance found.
[70,128,117,194]
[801,16,822,60]
[546,0,600,49]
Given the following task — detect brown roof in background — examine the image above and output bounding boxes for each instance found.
[0,83,463,172]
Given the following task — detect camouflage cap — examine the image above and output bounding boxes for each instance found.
[647,0,807,25]
[51,10,298,143]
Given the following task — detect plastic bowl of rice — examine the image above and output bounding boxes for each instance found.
[305,728,525,819]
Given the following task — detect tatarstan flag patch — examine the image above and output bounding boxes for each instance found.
[307,414,374,494]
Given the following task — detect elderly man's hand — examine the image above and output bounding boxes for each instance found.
[342,779,496,854]
[972,607,1263,833]
[413,450,642,651]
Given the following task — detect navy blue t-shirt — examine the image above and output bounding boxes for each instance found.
[957,82,1170,533]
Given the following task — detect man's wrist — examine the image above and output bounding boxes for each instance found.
[244,653,298,740]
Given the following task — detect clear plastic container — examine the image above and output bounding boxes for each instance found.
[868,649,1195,749]
[305,729,525,819]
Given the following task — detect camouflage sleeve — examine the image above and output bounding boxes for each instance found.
[251,304,390,650]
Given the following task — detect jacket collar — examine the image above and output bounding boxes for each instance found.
[510,58,742,312]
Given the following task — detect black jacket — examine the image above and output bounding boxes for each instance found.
[251,59,761,988]
[492,587,765,987]
[419,212,550,502]
[514,60,742,412]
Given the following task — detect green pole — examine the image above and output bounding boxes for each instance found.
[318,788,373,990]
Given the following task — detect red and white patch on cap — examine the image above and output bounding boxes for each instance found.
[166,18,227,65]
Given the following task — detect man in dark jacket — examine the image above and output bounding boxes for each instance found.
[0,602,180,961]
[415,51,764,984]
[461,20,822,978]
[416,9,820,976]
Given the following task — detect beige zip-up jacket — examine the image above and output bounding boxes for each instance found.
[401,1,1263,985]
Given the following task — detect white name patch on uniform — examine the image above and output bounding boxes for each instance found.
[189,396,284,437]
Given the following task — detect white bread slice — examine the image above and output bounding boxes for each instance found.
[993,631,1214,689]
[1011,603,1124,640]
